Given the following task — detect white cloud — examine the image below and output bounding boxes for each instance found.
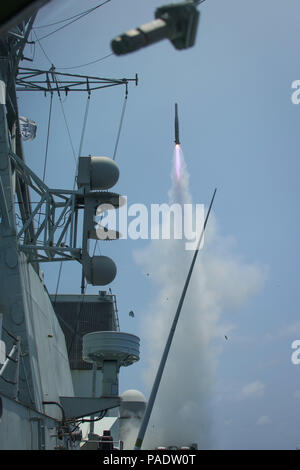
[239,381,266,400]
[256,415,271,426]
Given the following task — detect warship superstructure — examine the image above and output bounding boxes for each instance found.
[0,1,202,450]
[0,8,141,450]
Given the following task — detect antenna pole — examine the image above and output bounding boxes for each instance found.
[134,188,217,450]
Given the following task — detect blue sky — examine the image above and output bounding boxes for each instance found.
[18,0,300,449]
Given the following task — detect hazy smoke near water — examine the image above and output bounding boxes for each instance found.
[133,146,266,449]
[120,416,143,450]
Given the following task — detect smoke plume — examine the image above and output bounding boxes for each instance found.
[133,146,266,449]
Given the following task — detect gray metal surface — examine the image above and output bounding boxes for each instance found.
[0,8,144,450]
[51,293,119,371]
[21,254,75,417]
[82,331,140,368]
[59,396,120,419]
[0,251,74,419]
[0,83,38,404]
[0,393,62,450]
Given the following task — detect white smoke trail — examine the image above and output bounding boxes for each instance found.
[120,415,143,450]
[133,146,266,449]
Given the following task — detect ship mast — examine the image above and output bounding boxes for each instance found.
[0,14,41,405]
[0,13,137,409]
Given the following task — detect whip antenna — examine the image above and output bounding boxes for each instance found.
[134,187,217,450]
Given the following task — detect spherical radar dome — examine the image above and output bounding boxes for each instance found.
[120,389,146,403]
[90,156,119,190]
[89,255,117,286]
[120,389,147,419]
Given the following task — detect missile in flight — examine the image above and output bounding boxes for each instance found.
[174,102,180,145]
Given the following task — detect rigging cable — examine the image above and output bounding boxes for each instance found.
[42,92,53,182]
[36,91,53,233]
[32,30,53,66]
[36,1,112,41]
[68,85,131,344]
[57,95,77,165]
[112,85,128,161]
[51,76,129,353]
[77,93,91,164]
[53,89,91,321]
[33,22,113,71]
[55,53,114,71]
[34,3,108,29]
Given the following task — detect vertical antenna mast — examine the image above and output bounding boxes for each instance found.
[134,188,217,450]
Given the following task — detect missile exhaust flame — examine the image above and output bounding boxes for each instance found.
[174,104,182,182]
[175,144,181,181]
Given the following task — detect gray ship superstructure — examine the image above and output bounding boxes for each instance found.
[0,14,141,450]
[0,1,203,451]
